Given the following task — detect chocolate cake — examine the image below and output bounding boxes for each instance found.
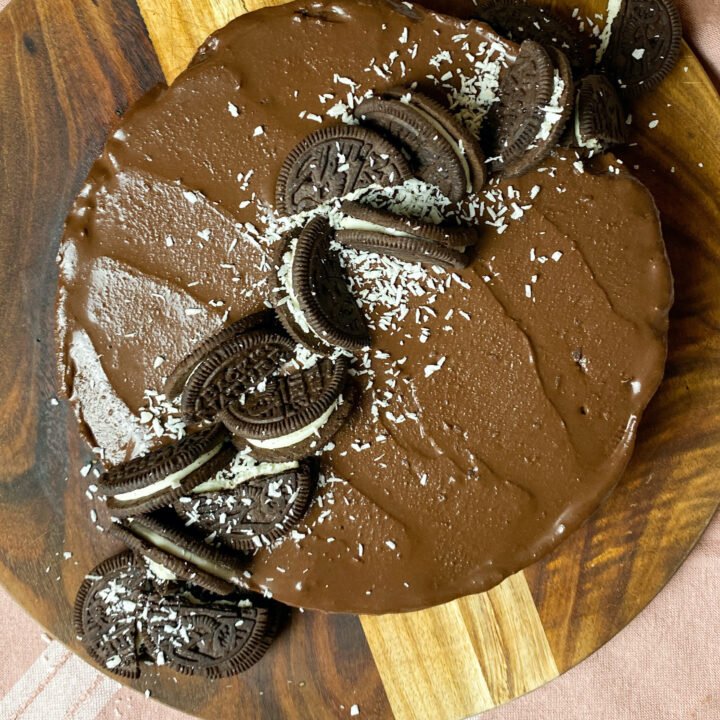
[58,0,673,615]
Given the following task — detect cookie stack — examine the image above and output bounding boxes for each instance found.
[77,310,358,678]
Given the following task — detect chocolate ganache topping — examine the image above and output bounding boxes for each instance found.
[57,0,672,613]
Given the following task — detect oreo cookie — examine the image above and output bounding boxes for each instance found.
[336,200,470,269]
[164,309,279,401]
[485,39,555,174]
[276,125,413,215]
[73,552,149,678]
[143,589,283,678]
[220,355,356,462]
[477,0,586,74]
[500,47,575,177]
[110,511,245,595]
[74,552,281,678]
[181,329,297,423]
[99,425,234,517]
[174,457,315,550]
[572,75,629,152]
[602,0,682,97]
[354,89,487,201]
[271,217,370,353]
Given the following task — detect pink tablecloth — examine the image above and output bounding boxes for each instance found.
[0,0,717,718]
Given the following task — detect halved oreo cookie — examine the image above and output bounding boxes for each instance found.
[500,47,574,177]
[220,355,356,462]
[485,39,556,174]
[602,0,682,97]
[354,89,487,201]
[110,511,244,595]
[164,309,279,401]
[174,457,315,550]
[476,0,586,74]
[181,330,297,423]
[336,200,470,268]
[99,425,234,517]
[75,552,281,678]
[271,217,370,353]
[144,590,283,678]
[73,552,149,678]
[572,74,629,153]
[276,125,413,216]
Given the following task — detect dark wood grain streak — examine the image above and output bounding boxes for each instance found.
[0,0,164,632]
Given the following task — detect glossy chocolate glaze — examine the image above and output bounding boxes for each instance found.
[56,0,672,613]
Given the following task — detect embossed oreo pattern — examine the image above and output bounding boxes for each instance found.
[275,125,413,215]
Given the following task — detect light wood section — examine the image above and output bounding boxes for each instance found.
[361,572,558,720]
[135,0,249,81]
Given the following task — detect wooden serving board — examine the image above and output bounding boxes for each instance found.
[0,0,718,718]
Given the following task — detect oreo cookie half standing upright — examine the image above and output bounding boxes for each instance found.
[174,456,316,550]
[220,355,357,462]
[98,425,235,517]
[73,552,149,678]
[271,216,370,353]
[476,0,586,74]
[354,89,487,201]
[164,309,279,401]
[485,39,556,174]
[336,200,471,269]
[602,0,682,97]
[110,511,245,595]
[500,46,575,177]
[572,74,629,153]
[275,125,413,215]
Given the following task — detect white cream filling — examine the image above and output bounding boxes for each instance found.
[249,396,342,450]
[130,522,239,583]
[278,239,333,348]
[573,100,603,152]
[339,216,416,238]
[192,459,299,493]
[409,104,473,192]
[596,0,623,64]
[113,443,224,503]
[144,557,177,581]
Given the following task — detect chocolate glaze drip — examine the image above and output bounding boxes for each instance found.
[56,0,672,613]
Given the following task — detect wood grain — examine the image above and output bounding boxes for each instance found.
[362,573,558,720]
[0,0,718,718]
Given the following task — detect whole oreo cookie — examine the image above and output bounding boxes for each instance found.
[174,458,316,550]
[220,356,356,462]
[602,0,682,97]
[181,330,297,423]
[477,0,586,74]
[73,552,150,678]
[164,309,279,401]
[354,89,487,201]
[110,511,245,595]
[271,217,370,353]
[573,74,629,152]
[144,590,283,678]
[485,39,555,174]
[336,200,470,268]
[276,125,412,215]
[500,46,575,177]
[99,425,234,517]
